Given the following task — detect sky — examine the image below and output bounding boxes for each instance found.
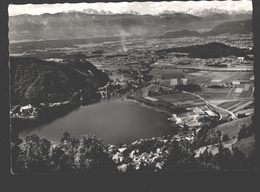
[8,0,252,16]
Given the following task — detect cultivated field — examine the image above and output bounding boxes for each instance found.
[186,71,253,85]
[217,101,242,109]
[153,92,205,108]
[150,68,184,80]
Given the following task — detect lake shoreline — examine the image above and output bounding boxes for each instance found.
[11,103,80,132]
[122,97,172,117]
[12,92,176,135]
[15,93,175,145]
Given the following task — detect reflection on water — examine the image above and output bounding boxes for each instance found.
[18,96,173,145]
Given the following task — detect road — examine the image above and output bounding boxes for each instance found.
[182,91,238,120]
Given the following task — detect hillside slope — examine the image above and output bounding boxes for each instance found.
[161,30,200,38]
[207,116,253,139]
[10,57,109,105]
[202,19,252,36]
[233,134,255,157]
[188,42,247,58]
[157,42,246,58]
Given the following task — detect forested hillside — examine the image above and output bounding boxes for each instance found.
[10,57,109,105]
[156,42,247,58]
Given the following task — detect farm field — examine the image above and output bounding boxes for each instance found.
[150,59,176,67]
[145,67,254,119]
[185,71,253,84]
[204,88,230,94]
[223,72,253,82]
[227,100,254,112]
[200,92,229,100]
[227,84,254,99]
[217,101,242,109]
[177,65,253,71]
[234,108,254,116]
[150,68,184,80]
[153,92,205,108]
[200,87,231,100]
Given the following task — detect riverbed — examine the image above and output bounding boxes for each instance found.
[18,96,174,145]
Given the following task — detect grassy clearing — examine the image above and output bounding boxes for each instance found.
[207,116,253,139]
[233,134,255,157]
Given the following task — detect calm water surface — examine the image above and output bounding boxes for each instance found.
[19,96,173,145]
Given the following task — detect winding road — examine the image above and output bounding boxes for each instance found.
[182,91,238,120]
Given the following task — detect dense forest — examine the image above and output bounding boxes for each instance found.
[10,57,109,105]
[11,116,256,173]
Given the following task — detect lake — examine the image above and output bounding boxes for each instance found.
[18,96,173,145]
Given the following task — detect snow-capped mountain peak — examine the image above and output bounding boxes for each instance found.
[120,10,141,15]
[180,8,252,16]
[82,8,100,15]
[159,10,176,15]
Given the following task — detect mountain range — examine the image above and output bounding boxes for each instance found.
[9,11,252,42]
[66,8,251,16]
[179,8,252,17]
[80,8,141,15]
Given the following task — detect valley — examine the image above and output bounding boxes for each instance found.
[9,4,256,172]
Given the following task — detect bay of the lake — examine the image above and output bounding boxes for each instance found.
[19,96,173,145]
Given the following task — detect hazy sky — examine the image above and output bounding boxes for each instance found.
[9,0,252,16]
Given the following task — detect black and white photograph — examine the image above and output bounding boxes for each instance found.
[7,0,257,175]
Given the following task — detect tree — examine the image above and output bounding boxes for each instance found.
[216,130,222,138]
[60,132,79,169]
[162,140,199,171]
[75,134,117,172]
[159,86,163,93]
[192,125,210,150]
[49,145,74,172]
[213,143,234,170]
[10,129,23,173]
[220,148,233,170]
[17,134,52,173]
[162,141,180,171]
[231,147,247,170]
[237,124,254,141]
[222,134,229,142]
